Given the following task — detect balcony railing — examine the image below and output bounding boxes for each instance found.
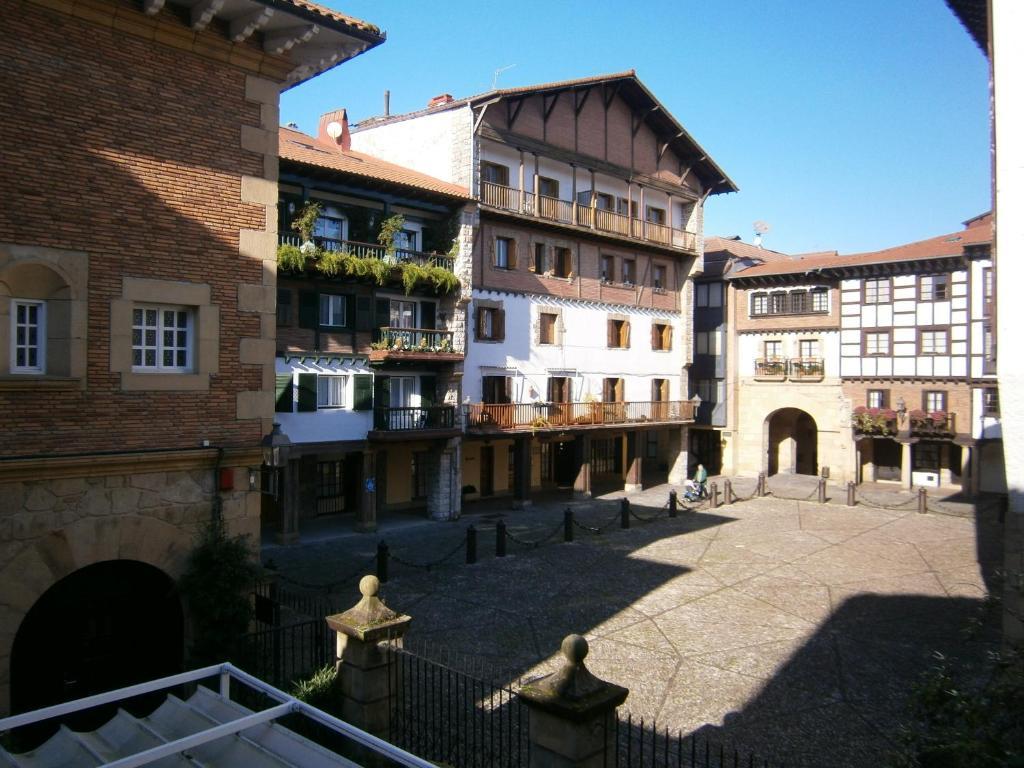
[753,357,824,382]
[279,234,455,271]
[373,405,456,432]
[464,400,696,431]
[851,410,957,438]
[909,412,956,437]
[372,327,459,355]
[480,181,698,253]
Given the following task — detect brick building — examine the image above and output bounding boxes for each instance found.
[350,72,735,502]
[0,0,382,716]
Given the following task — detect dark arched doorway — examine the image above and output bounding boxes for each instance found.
[11,560,184,722]
[766,408,818,476]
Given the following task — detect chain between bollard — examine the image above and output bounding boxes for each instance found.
[387,536,467,571]
[669,490,678,517]
[620,498,631,529]
[495,519,507,557]
[564,507,574,543]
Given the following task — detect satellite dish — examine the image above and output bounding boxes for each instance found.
[753,220,770,235]
[326,121,343,139]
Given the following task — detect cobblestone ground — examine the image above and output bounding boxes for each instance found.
[263,476,1004,768]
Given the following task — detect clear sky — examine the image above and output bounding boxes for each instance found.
[280,1,990,255]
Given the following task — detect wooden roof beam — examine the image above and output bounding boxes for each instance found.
[573,87,592,117]
[229,6,275,42]
[264,24,320,55]
[507,98,524,130]
[632,106,659,137]
[543,92,560,122]
[190,0,225,30]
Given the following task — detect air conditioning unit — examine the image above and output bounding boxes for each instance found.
[911,471,939,488]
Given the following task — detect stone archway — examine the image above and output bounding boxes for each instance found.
[765,408,818,476]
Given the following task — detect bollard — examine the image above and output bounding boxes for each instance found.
[668,490,678,518]
[496,520,507,557]
[620,498,630,529]
[376,541,389,583]
[846,481,855,507]
[817,477,826,504]
[709,482,719,509]
[917,487,927,514]
[757,472,766,497]
[466,524,477,564]
[723,479,733,506]
[564,507,574,543]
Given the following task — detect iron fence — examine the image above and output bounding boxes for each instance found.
[615,715,781,767]
[236,618,334,690]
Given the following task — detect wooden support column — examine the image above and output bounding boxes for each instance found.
[513,435,533,509]
[518,150,526,213]
[638,185,646,239]
[625,431,643,493]
[571,165,578,225]
[357,450,378,533]
[533,154,540,218]
[589,170,597,230]
[573,435,592,499]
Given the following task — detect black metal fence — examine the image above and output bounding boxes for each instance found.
[384,641,528,768]
[615,715,781,767]
[236,617,334,690]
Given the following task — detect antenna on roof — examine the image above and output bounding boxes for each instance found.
[492,64,516,89]
[753,220,770,248]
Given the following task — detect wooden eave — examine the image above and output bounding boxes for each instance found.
[280,162,467,212]
[727,254,964,288]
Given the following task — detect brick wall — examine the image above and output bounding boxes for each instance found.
[842,380,972,430]
[0,1,268,455]
[732,286,841,332]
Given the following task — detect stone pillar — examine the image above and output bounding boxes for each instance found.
[901,441,913,489]
[573,435,591,499]
[325,575,411,739]
[427,439,461,521]
[513,435,533,509]
[357,450,377,533]
[624,431,642,493]
[276,459,300,544]
[939,443,952,486]
[519,635,629,768]
[667,426,689,485]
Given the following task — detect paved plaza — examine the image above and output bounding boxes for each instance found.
[264,477,1003,767]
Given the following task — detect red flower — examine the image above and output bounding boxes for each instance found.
[909,409,927,421]
[853,406,868,415]
[881,409,898,420]
[867,407,881,417]
[929,411,947,423]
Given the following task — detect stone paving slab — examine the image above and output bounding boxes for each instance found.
[263,476,1003,768]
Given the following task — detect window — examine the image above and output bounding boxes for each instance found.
[799,339,820,358]
[653,264,667,290]
[920,274,950,301]
[645,206,666,224]
[616,198,637,218]
[913,442,941,471]
[534,243,546,274]
[621,259,636,285]
[982,267,994,314]
[481,161,509,186]
[697,283,723,308]
[919,328,949,355]
[11,299,45,373]
[320,294,346,327]
[412,452,430,499]
[539,312,558,345]
[607,318,630,348]
[651,322,672,351]
[317,375,346,408]
[494,237,516,270]
[538,176,559,198]
[810,288,829,313]
[651,378,669,401]
[594,192,614,210]
[696,331,721,356]
[394,229,418,252]
[482,375,511,404]
[276,288,292,327]
[923,391,947,413]
[768,293,786,314]
[476,305,505,341]
[313,213,346,244]
[132,306,192,371]
[864,331,890,356]
[763,340,782,359]
[789,290,808,314]
[601,254,615,282]
[550,247,572,278]
[983,388,999,416]
[983,324,995,369]
[603,377,624,402]
[592,437,619,475]
[867,390,889,409]
[751,293,768,316]
[864,278,891,304]
[390,299,416,329]
[548,376,571,402]
[316,460,346,515]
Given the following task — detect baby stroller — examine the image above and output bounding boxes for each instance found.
[682,479,708,502]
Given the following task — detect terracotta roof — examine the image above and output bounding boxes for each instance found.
[726,214,993,280]
[279,127,471,199]
[464,70,639,104]
[703,236,793,263]
[264,0,383,39]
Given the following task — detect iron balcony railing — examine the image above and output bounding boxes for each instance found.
[753,357,824,381]
[279,233,455,271]
[480,181,698,253]
[464,400,696,431]
[373,327,458,354]
[851,411,957,438]
[374,405,457,432]
[909,412,957,437]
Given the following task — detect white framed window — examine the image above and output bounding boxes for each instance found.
[320,294,346,327]
[11,299,46,373]
[764,340,782,359]
[811,288,828,312]
[317,375,347,408]
[390,300,416,329]
[132,306,193,371]
[313,210,347,244]
[799,339,820,358]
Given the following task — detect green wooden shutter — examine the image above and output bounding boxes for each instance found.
[298,291,319,329]
[297,373,318,412]
[275,374,293,413]
[353,374,373,410]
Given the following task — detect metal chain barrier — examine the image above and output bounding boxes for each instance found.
[504,521,565,549]
[855,492,921,510]
[765,484,820,502]
[629,502,669,523]
[389,537,466,571]
[926,500,965,516]
[271,552,378,594]
[572,506,624,534]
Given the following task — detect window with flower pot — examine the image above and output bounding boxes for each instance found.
[923,391,947,413]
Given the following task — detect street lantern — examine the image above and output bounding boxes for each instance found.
[261,422,292,468]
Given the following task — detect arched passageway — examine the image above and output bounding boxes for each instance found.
[766,408,818,476]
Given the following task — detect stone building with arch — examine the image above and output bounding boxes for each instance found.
[0,0,383,716]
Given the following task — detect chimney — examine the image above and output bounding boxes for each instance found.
[317,108,350,151]
[384,90,390,117]
[428,93,454,108]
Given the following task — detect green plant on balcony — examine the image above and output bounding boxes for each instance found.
[291,201,323,242]
[377,213,405,261]
[277,243,310,272]
[438,336,452,353]
[529,415,551,434]
[758,359,786,376]
[852,406,898,436]
[792,360,823,377]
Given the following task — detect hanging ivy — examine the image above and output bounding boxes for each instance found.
[291,201,323,242]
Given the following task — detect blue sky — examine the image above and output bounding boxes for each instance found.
[281,1,990,255]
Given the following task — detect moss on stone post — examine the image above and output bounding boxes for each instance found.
[519,634,629,767]
[324,575,411,739]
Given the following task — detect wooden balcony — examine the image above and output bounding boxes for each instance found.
[279,234,455,271]
[370,405,459,440]
[464,400,696,433]
[480,182,698,253]
[369,327,463,363]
